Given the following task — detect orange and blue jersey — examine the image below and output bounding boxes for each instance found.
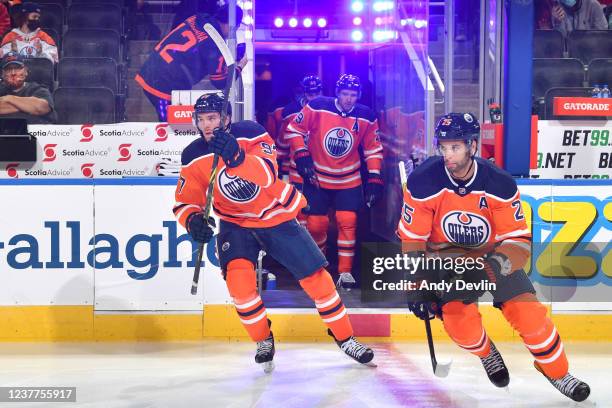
[397,156,531,270]
[285,96,383,190]
[173,121,307,229]
[135,14,228,101]
[279,98,308,184]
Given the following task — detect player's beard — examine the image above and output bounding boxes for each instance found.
[446,152,473,180]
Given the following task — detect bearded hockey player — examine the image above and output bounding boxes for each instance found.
[397,112,590,402]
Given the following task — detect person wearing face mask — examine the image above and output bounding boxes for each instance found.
[548,0,607,36]
[0,51,56,124]
[1,2,57,64]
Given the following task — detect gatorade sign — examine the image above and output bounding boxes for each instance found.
[167,105,195,124]
[553,97,612,116]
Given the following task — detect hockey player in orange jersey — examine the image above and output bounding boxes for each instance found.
[285,74,384,289]
[173,93,375,373]
[398,113,590,402]
[277,74,324,226]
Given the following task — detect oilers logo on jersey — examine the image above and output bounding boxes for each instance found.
[218,168,260,203]
[324,127,353,157]
[441,211,491,247]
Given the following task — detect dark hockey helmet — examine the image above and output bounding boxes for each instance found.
[335,74,361,98]
[214,4,244,25]
[302,74,323,94]
[193,93,231,131]
[434,112,480,143]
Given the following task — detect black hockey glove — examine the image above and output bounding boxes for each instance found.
[186,212,216,244]
[406,250,443,320]
[408,300,442,321]
[294,149,319,187]
[365,173,384,207]
[211,129,245,168]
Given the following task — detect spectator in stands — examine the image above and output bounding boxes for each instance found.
[538,0,608,36]
[1,2,57,63]
[0,51,56,123]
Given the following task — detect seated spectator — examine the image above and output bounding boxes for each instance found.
[547,0,608,36]
[0,51,56,123]
[1,2,57,63]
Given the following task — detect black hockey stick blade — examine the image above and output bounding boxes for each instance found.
[424,317,452,378]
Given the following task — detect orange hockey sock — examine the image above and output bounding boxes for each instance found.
[335,210,357,274]
[442,301,491,358]
[299,268,353,340]
[226,258,270,342]
[502,295,568,379]
[307,215,329,252]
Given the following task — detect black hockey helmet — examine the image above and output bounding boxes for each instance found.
[302,74,323,94]
[335,74,361,98]
[193,93,231,132]
[434,112,480,143]
[214,4,244,25]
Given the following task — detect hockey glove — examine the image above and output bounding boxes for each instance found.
[365,173,384,207]
[211,129,245,168]
[408,300,442,321]
[186,212,216,244]
[294,149,319,187]
[480,252,513,283]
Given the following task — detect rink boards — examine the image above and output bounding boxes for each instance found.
[0,178,611,341]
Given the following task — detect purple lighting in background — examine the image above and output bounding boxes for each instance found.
[373,1,394,12]
[289,17,298,28]
[351,1,364,13]
[414,19,427,29]
[317,18,327,28]
[303,17,313,28]
[274,17,283,28]
[353,16,362,26]
[351,29,364,42]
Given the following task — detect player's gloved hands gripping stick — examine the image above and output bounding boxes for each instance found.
[211,128,245,168]
[186,212,216,243]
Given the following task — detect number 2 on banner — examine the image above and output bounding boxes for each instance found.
[160,31,197,63]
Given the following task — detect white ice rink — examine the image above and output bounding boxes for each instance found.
[0,341,608,408]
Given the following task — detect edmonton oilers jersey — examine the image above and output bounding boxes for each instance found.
[279,98,306,184]
[173,121,306,229]
[397,157,531,266]
[285,96,383,190]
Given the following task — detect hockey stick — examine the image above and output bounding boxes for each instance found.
[398,160,452,378]
[190,22,237,295]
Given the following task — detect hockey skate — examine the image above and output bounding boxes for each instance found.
[336,272,356,291]
[328,329,375,366]
[534,362,590,402]
[255,331,275,374]
[479,342,509,387]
